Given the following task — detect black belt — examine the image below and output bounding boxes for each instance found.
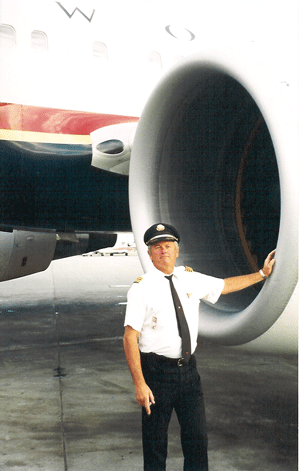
[140,352,193,367]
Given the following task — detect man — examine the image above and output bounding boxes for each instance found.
[123,223,275,471]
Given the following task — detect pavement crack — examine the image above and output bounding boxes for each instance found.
[55,310,68,471]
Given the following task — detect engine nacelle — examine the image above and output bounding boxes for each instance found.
[0,230,119,281]
[129,48,298,346]
[0,230,57,281]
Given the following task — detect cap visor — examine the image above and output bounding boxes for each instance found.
[147,234,178,245]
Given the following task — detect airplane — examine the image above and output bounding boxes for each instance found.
[84,232,136,256]
[0,0,298,353]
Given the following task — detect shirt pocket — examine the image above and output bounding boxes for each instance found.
[147,300,177,331]
[180,290,199,312]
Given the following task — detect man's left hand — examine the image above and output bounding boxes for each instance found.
[261,249,276,277]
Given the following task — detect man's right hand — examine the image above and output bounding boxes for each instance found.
[123,326,155,415]
[135,383,155,415]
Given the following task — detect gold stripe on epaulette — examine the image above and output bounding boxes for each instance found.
[134,276,143,283]
[185,266,193,272]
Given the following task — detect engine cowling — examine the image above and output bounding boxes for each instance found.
[0,230,57,281]
[0,230,118,281]
[129,48,298,346]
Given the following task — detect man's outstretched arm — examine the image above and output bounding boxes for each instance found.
[222,249,276,295]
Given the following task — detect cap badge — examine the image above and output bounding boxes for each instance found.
[156,224,165,231]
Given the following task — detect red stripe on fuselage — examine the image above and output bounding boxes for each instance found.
[0,103,138,135]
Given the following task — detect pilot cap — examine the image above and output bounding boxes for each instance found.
[144,223,180,246]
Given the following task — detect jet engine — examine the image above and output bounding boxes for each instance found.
[0,230,57,281]
[129,48,298,346]
[0,230,118,282]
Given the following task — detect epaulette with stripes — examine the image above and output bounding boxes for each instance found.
[134,276,143,283]
[185,266,193,272]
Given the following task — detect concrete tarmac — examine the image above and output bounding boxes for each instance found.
[0,254,297,471]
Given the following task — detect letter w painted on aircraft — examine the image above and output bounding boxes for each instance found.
[56,2,95,22]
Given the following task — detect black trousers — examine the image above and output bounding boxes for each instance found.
[141,353,208,471]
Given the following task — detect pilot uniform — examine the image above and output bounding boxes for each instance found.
[125,265,224,359]
[124,225,224,471]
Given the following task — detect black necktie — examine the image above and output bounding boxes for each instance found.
[165,275,191,363]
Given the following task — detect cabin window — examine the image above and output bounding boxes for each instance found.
[0,24,16,47]
[93,41,108,60]
[31,30,48,52]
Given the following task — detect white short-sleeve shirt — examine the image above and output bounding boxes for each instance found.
[124,265,224,358]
